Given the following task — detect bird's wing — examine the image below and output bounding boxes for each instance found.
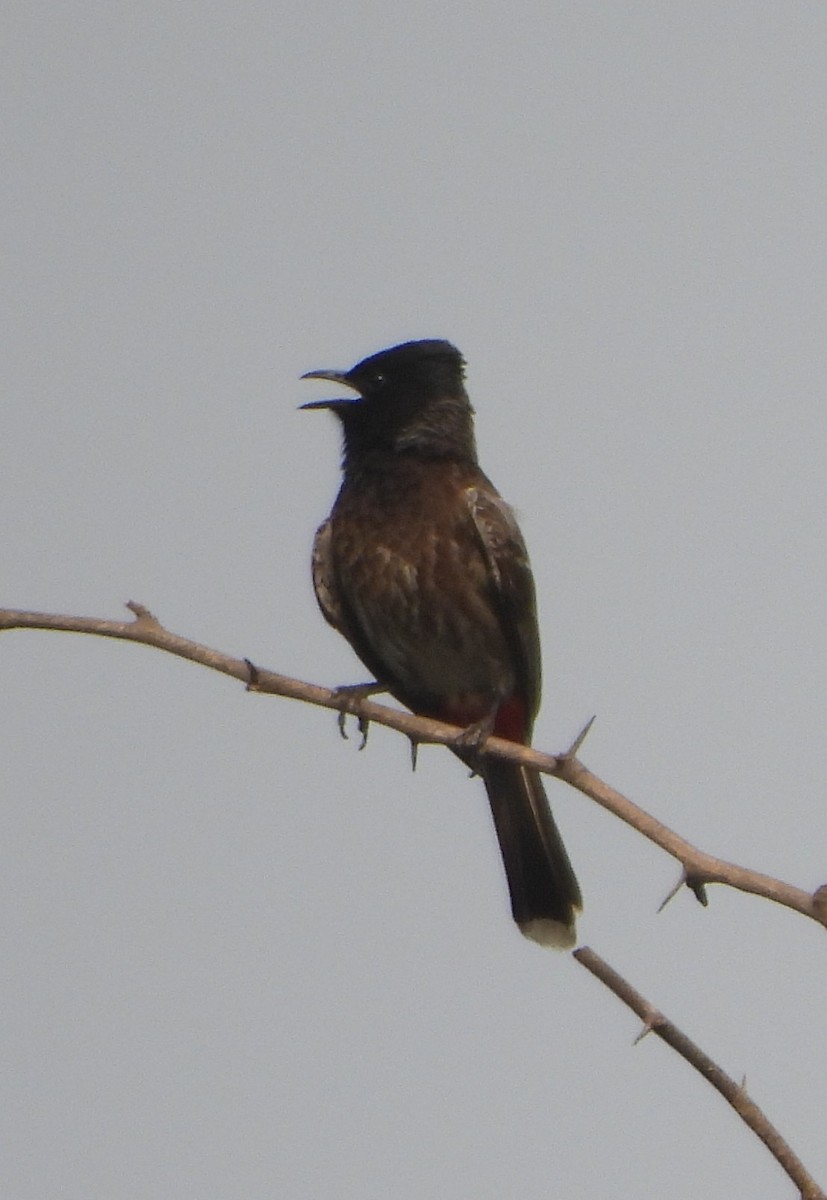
[311,518,348,634]
[311,514,392,694]
[465,484,543,722]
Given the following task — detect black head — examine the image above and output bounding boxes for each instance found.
[301,339,476,467]
[301,339,465,405]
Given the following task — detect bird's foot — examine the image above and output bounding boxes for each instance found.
[453,713,495,751]
[453,711,496,777]
[244,658,262,691]
[332,681,385,748]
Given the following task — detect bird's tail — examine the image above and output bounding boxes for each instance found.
[482,760,581,948]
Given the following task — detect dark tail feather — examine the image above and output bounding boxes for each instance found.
[483,761,581,948]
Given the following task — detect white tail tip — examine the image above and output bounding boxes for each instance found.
[519,917,577,949]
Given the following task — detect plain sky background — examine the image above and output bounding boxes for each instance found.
[4,3,827,1197]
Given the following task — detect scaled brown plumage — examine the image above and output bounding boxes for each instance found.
[302,339,581,946]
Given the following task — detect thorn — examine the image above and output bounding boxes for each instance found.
[244,658,261,692]
[633,1010,663,1045]
[126,600,160,627]
[658,871,709,912]
[658,870,687,913]
[564,714,596,759]
[409,737,420,771]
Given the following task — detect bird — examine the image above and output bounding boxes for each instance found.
[301,339,581,947]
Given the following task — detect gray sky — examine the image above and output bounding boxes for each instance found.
[4,3,827,1196]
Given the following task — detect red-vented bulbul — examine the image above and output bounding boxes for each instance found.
[301,339,581,947]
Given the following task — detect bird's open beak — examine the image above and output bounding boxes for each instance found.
[299,369,361,411]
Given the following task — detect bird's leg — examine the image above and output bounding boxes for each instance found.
[332,681,386,746]
[453,701,499,777]
[454,710,496,751]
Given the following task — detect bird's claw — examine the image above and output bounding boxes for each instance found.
[332,682,384,745]
[453,711,495,752]
[453,713,496,778]
[244,658,261,692]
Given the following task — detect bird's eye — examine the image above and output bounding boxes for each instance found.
[370,371,385,389]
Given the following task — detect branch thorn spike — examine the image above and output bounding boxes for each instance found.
[126,600,160,628]
[658,871,687,913]
[564,714,596,759]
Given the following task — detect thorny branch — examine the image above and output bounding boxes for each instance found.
[2,602,825,1196]
[575,947,826,1200]
[1,602,823,932]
